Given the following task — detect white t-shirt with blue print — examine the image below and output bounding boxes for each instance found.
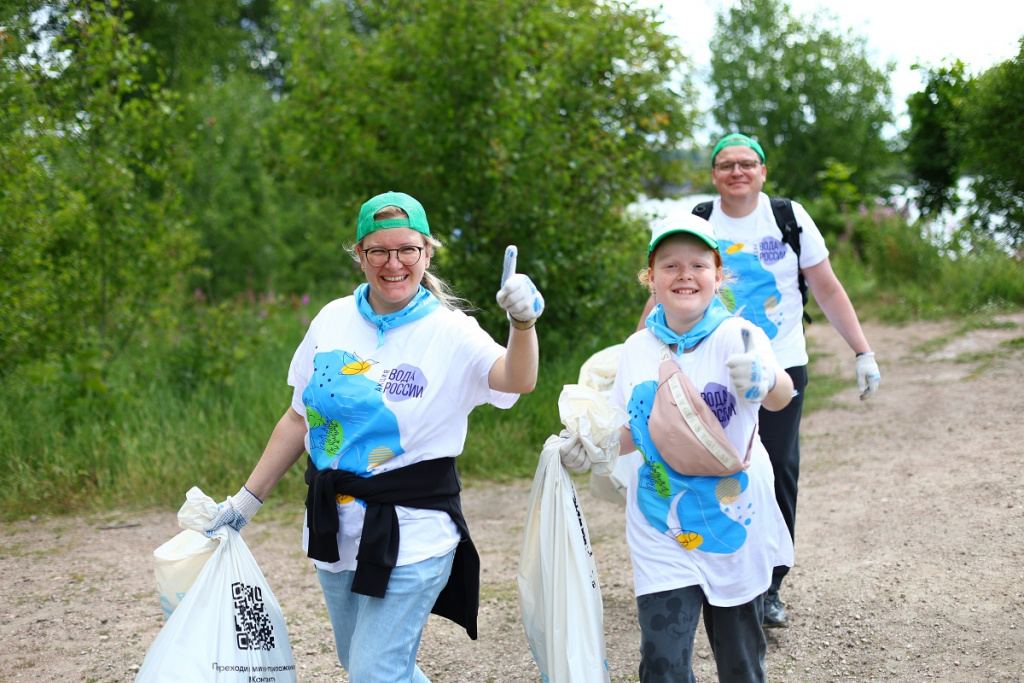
[288,296,517,573]
[610,317,794,607]
[709,193,829,369]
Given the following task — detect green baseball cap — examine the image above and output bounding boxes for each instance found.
[357,191,431,240]
[649,214,719,255]
[711,133,765,165]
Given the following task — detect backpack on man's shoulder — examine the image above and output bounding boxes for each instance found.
[692,197,812,324]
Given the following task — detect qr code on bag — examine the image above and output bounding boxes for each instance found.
[232,581,276,651]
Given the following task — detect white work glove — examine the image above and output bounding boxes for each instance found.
[855,351,881,400]
[557,429,593,474]
[496,245,545,327]
[726,328,776,404]
[202,485,263,536]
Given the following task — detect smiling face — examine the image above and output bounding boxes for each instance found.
[711,144,767,208]
[357,226,432,315]
[648,234,723,335]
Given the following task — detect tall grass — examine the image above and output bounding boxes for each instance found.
[807,197,1024,321]
[0,289,630,518]
[2,202,1022,519]
[0,292,311,517]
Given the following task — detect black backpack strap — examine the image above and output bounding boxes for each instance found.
[691,201,714,220]
[769,197,812,324]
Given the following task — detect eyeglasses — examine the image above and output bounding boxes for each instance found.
[362,246,424,267]
[714,159,762,173]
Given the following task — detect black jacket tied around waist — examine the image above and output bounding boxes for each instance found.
[304,455,480,639]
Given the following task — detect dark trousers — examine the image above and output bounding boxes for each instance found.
[757,365,808,592]
[637,586,767,683]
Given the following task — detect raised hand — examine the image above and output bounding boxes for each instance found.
[496,245,545,328]
[726,327,776,403]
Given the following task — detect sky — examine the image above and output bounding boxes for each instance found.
[641,0,1024,138]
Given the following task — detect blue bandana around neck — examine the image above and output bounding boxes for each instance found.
[645,297,733,354]
[355,283,440,347]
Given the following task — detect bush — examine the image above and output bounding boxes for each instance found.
[810,196,1024,321]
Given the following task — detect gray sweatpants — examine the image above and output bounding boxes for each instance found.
[636,586,766,683]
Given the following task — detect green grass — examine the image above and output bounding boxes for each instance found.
[802,366,851,414]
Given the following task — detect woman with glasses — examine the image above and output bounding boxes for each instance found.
[203,190,544,682]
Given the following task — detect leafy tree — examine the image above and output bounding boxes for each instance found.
[125,0,280,90]
[903,60,973,218]
[709,0,895,200]
[177,74,317,300]
[121,0,311,298]
[961,39,1024,248]
[271,0,698,346]
[0,1,200,380]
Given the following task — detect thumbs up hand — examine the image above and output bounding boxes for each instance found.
[726,327,777,404]
[496,245,545,329]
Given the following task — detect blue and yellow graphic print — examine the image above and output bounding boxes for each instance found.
[628,379,756,554]
[719,237,785,340]
[302,349,403,474]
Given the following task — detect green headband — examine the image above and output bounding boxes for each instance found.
[711,133,765,165]
[357,191,431,240]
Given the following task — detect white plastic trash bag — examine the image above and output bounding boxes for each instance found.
[577,343,622,396]
[153,487,225,619]
[573,344,631,506]
[136,488,296,683]
[557,383,626,478]
[518,435,610,683]
[589,456,631,507]
[154,528,218,619]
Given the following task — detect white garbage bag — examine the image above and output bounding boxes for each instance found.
[136,488,296,683]
[153,528,219,619]
[577,343,622,396]
[557,383,626,477]
[570,344,630,506]
[518,436,611,683]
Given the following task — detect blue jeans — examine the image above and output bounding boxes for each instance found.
[316,550,455,683]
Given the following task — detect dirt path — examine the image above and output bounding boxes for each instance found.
[2,313,1024,682]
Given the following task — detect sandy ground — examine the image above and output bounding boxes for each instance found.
[2,312,1024,682]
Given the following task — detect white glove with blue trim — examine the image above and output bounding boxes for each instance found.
[726,328,776,404]
[202,486,263,536]
[856,351,881,400]
[496,245,544,327]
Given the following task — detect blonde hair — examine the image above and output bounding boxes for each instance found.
[351,205,472,311]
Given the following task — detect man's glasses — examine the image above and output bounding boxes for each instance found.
[714,159,762,173]
[362,246,424,267]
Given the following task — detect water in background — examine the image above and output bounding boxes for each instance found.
[634,187,1002,253]
[631,193,716,224]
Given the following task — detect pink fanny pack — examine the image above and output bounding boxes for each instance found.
[648,341,753,477]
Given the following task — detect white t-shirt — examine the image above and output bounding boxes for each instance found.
[288,296,517,572]
[610,317,794,606]
[708,193,830,368]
